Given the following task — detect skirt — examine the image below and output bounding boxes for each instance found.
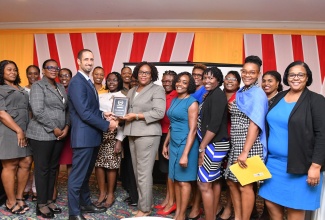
[197,140,229,182]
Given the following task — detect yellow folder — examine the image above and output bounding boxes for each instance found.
[229,155,272,186]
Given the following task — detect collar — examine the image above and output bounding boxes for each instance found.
[78,71,90,81]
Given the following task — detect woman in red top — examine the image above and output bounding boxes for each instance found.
[155,70,178,215]
[216,71,241,220]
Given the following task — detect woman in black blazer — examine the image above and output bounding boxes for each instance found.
[259,61,325,220]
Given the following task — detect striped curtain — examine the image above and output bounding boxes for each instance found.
[244,34,325,95]
[34,32,194,77]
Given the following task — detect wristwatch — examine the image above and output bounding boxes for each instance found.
[199,148,205,153]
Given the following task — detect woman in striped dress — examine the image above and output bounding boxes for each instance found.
[197,67,230,220]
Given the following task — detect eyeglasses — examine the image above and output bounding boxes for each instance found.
[138,71,151,76]
[192,73,203,78]
[162,80,173,84]
[45,66,60,72]
[240,69,258,76]
[225,77,237,82]
[288,72,306,79]
[59,74,71,78]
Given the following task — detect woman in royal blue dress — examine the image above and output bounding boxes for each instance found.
[259,61,325,220]
[162,72,199,220]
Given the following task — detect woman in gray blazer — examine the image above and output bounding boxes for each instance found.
[26,59,69,219]
[123,62,166,217]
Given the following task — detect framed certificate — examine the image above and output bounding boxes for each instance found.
[111,97,129,117]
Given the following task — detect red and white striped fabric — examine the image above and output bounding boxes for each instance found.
[34,32,194,77]
[244,34,325,95]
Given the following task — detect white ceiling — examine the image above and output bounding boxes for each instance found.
[1,0,325,29]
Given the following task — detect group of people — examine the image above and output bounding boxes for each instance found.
[0,50,324,220]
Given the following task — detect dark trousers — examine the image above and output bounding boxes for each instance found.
[68,147,99,216]
[30,139,64,204]
[120,138,138,203]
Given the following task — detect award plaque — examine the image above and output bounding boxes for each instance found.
[111,97,129,117]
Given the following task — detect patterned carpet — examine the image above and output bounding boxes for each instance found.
[0,171,265,219]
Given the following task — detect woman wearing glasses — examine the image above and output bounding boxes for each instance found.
[155,70,178,215]
[259,61,325,220]
[26,59,69,218]
[224,56,268,220]
[122,61,166,217]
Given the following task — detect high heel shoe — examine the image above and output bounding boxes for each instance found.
[47,201,62,214]
[16,198,29,211]
[157,203,176,215]
[5,201,25,215]
[154,203,166,209]
[94,195,107,206]
[36,204,54,218]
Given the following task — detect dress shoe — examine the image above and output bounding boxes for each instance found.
[157,203,176,215]
[186,214,200,220]
[48,205,62,214]
[36,205,54,219]
[124,196,132,202]
[216,207,224,218]
[128,201,138,206]
[80,203,107,213]
[47,202,62,214]
[154,203,166,209]
[69,214,86,220]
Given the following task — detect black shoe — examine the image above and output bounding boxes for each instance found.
[36,205,54,219]
[186,214,200,220]
[128,201,138,206]
[80,203,107,213]
[47,202,62,214]
[69,214,86,220]
[124,196,132,202]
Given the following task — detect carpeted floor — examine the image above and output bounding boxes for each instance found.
[0,171,265,219]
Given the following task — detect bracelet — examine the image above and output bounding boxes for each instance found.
[199,148,205,153]
[135,114,139,120]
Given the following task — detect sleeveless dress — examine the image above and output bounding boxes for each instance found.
[259,98,323,210]
[167,96,199,182]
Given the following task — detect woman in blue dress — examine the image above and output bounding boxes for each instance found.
[259,61,325,220]
[162,72,199,220]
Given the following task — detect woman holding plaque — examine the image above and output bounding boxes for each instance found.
[94,72,125,208]
[123,61,166,217]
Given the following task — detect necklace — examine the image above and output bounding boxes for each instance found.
[268,91,278,100]
[168,94,189,116]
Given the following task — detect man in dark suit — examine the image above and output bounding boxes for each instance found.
[67,49,117,220]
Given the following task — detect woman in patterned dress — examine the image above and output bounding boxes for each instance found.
[224,56,268,220]
[94,72,125,208]
[197,67,229,220]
